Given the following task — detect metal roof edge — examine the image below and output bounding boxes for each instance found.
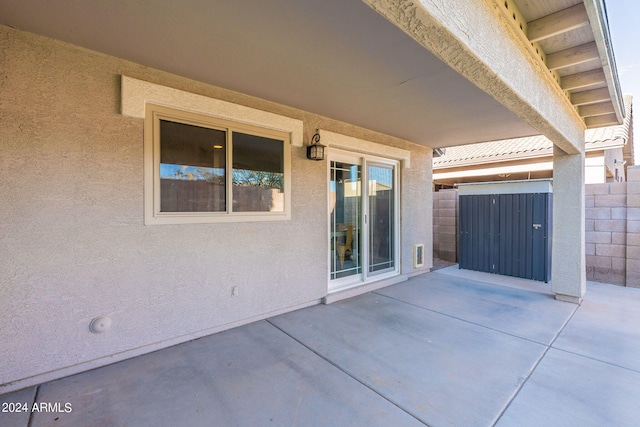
[584,0,625,125]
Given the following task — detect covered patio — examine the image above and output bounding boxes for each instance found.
[0,0,627,401]
[3,268,640,426]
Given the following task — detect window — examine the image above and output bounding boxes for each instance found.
[145,104,291,224]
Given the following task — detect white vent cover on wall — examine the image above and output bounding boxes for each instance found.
[414,244,425,268]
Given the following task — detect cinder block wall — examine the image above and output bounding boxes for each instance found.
[433,189,458,262]
[585,183,627,285]
[626,166,640,287]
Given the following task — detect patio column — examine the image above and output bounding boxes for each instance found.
[552,144,586,303]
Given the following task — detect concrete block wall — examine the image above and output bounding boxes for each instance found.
[433,189,458,262]
[627,166,640,287]
[585,183,627,285]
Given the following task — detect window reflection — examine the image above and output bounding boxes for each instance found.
[330,161,361,280]
[232,132,284,212]
[369,165,395,273]
[158,121,286,214]
[159,120,226,212]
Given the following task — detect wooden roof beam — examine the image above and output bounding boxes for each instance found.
[527,3,590,43]
[561,69,606,91]
[585,113,619,128]
[546,42,599,71]
[578,102,614,117]
[571,87,610,106]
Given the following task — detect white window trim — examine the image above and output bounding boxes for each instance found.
[119,76,300,225]
[144,103,291,224]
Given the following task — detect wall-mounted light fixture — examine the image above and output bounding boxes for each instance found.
[306,131,325,161]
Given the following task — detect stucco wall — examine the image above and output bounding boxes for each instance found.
[0,26,432,392]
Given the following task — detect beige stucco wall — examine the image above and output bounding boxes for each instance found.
[0,25,432,392]
[363,0,585,154]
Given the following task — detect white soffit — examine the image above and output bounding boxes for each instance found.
[434,162,554,180]
[457,179,553,195]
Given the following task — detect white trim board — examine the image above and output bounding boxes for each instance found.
[457,179,553,195]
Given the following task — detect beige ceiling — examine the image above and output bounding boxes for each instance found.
[0,0,622,149]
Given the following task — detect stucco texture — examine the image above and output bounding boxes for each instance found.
[362,0,585,153]
[0,25,432,391]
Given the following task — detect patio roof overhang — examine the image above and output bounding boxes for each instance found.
[0,0,622,150]
[514,0,624,128]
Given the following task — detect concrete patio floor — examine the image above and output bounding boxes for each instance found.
[3,266,640,426]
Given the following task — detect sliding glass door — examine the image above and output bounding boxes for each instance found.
[329,160,362,281]
[329,152,398,292]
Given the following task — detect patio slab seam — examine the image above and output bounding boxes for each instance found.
[371,290,571,347]
[548,346,640,375]
[264,319,430,426]
[270,283,571,427]
[491,298,581,426]
[27,384,39,427]
[8,270,637,426]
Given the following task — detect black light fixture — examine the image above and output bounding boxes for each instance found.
[306,131,325,161]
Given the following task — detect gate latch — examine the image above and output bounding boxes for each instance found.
[533,224,542,229]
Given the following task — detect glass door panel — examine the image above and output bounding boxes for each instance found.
[368,164,395,274]
[330,161,362,280]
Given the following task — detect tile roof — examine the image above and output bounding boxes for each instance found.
[434,95,633,168]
